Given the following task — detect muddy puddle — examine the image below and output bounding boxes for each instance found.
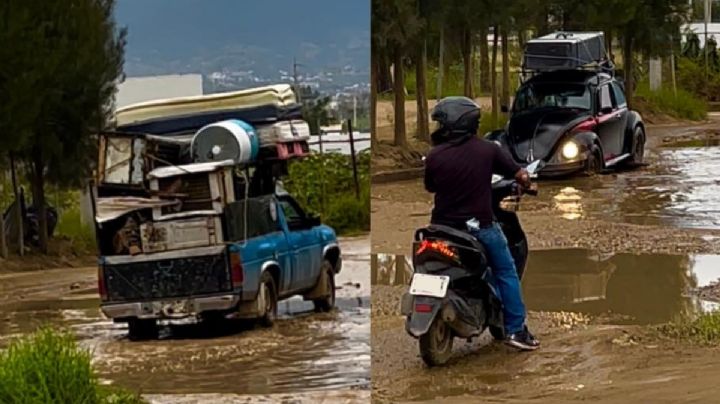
[0,237,370,397]
[372,249,720,325]
[528,143,720,229]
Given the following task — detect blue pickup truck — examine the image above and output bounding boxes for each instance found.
[95,160,341,340]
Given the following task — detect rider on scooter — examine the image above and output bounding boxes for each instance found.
[424,96,540,351]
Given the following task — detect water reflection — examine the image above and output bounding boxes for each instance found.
[530,145,720,229]
[552,187,583,220]
[373,250,720,325]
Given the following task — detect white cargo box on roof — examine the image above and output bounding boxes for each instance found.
[523,31,607,71]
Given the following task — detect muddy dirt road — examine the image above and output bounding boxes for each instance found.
[0,236,370,403]
[372,251,720,403]
[371,115,720,402]
[372,114,720,255]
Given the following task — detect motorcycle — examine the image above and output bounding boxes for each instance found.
[400,160,542,366]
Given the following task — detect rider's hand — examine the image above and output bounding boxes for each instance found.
[515,168,531,188]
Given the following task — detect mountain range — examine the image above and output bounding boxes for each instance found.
[114,0,370,92]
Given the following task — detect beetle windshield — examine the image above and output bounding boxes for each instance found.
[513,82,591,113]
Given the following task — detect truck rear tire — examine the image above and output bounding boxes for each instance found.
[313,260,336,313]
[127,318,158,341]
[258,272,278,327]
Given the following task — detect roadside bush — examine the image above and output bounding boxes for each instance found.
[284,151,370,235]
[479,113,508,137]
[657,311,720,344]
[0,327,144,404]
[676,55,720,102]
[634,82,707,121]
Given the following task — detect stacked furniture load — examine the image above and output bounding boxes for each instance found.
[114,83,310,160]
[94,84,313,257]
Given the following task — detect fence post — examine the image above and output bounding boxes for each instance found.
[10,154,23,256]
[0,213,7,259]
[348,119,360,199]
[317,118,326,217]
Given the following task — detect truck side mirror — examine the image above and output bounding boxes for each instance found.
[307,215,322,227]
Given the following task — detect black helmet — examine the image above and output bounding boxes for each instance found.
[430,96,481,144]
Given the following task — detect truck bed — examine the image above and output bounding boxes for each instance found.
[101,246,232,302]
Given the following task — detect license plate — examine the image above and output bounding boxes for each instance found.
[154,300,191,316]
[409,274,450,298]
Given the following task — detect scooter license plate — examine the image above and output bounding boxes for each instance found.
[409,274,450,298]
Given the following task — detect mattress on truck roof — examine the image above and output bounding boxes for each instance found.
[115,84,302,135]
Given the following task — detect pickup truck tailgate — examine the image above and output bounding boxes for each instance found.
[102,246,232,302]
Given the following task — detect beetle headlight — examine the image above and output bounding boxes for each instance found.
[561,141,579,159]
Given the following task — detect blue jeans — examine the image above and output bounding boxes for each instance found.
[468,223,526,334]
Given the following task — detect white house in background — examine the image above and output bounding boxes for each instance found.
[682,23,720,47]
[115,74,203,108]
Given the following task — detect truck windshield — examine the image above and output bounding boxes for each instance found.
[513,82,591,113]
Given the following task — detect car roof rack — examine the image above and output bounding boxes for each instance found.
[520,31,614,82]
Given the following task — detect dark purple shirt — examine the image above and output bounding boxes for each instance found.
[424,137,521,229]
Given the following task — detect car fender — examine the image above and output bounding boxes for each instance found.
[570,131,603,157]
[252,260,280,300]
[624,110,644,152]
[323,243,342,274]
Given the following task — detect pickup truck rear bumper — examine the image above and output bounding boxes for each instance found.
[101,294,240,320]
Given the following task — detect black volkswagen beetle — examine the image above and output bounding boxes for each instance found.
[486,69,645,177]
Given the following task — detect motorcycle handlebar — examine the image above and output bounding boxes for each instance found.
[508,181,538,197]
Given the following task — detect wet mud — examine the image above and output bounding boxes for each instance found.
[371,115,720,403]
[372,116,720,255]
[0,236,370,403]
[371,250,720,403]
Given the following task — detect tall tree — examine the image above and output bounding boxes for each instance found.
[501,26,511,109]
[372,0,421,147]
[479,26,491,93]
[0,0,126,253]
[491,25,500,127]
[414,0,431,142]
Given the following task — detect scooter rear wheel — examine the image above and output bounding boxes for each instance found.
[419,316,454,366]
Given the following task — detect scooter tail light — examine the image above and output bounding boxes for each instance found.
[415,239,457,259]
[415,303,433,313]
[230,251,244,286]
[97,266,107,301]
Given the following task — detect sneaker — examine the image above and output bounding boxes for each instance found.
[505,326,540,351]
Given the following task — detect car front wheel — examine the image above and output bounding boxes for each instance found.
[628,126,645,165]
[585,146,603,175]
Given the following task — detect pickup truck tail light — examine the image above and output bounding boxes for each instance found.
[97,266,107,301]
[230,251,244,286]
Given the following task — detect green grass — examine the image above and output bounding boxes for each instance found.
[656,311,720,344]
[284,152,370,235]
[0,327,144,404]
[55,207,96,254]
[479,113,508,137]
[634,82,708,121]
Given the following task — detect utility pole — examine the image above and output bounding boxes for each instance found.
[292,58,298,85]
[705,0,711,92]
[353,92,357,126]
[292,57,303,99]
